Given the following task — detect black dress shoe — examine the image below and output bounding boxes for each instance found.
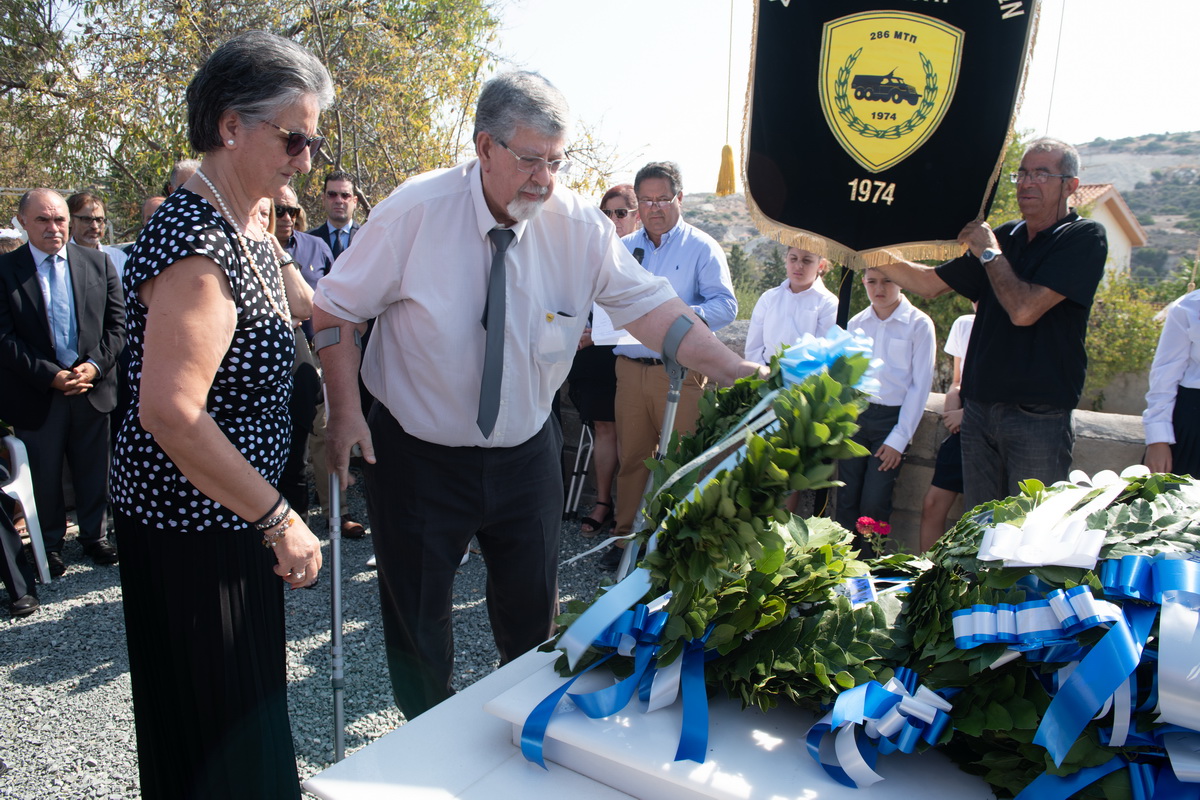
[83,538,119,565]
[599,544,624,571]
[47,551,66,578]
[10,594,38,618]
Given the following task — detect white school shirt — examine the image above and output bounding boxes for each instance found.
[314,159,676,448]
[945,313,975,361]
[1143,290,1200,445]
[744,279,839,363]
[847,294,936,452]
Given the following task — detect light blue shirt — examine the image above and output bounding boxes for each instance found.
[30,243,79,367]
[614,219,737,360]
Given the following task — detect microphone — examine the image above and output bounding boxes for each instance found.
[632,247,644,264]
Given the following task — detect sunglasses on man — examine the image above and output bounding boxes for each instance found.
[263,120,326,158]
[325,190,354,200]
[601,208,634,220]
[275,205,301,218]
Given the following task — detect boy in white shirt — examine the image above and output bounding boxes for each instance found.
[745,247,838,363]
[835,268,936,549]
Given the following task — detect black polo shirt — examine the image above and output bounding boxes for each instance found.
[935,211,1107,409]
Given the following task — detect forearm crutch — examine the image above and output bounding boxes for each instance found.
[616,314,695,579]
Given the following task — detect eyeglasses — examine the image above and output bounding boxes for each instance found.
[325,190,354,200]
[495,140,572,175]
[72,214,106,226]
[262,120,326,158]
[275,205,300,218]
[637,197,676,209]
[601,208,634,220]
[1009,170,1074,184]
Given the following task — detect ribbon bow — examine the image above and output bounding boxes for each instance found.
[805,667,954,788]
[977,466,1149,569]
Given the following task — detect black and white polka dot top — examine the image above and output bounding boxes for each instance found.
[111,188,293,531]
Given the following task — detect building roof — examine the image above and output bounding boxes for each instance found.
[1070,183,1149,247]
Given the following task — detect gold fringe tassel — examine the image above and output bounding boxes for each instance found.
[716,145,737,197]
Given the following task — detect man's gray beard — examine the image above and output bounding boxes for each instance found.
[507,195,546,222]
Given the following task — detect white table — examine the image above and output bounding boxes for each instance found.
[302,650,634,799]
[305,647,996,800]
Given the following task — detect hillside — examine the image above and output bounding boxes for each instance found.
[683,130,1200,279]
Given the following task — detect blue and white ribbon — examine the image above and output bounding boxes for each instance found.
[805,667,954,788]
[777,327,880,394]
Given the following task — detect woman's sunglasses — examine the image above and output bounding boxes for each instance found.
[263,121,326,158]
[602,208,634,220]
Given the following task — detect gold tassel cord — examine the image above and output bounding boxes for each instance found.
[715,0,737,197]
[716,145,736,197]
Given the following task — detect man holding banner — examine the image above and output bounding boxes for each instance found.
[875,138,1107,509]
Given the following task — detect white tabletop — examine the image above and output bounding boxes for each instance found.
[302,649,634,799]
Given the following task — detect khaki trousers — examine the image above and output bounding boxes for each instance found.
[613,356,707,537]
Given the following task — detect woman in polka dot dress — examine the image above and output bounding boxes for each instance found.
[110,32,333,799]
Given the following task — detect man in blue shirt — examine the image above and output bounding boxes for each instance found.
[608,162,737,564]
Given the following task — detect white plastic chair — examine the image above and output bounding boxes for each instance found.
[2,435,51,585]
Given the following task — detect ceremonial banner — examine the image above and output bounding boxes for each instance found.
[745,0,1039,268]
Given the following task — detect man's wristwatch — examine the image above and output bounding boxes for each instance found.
[979,248,1002,264]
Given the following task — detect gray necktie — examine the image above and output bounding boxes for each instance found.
[44,254,78,366]
[477,228,515,438]
[331,229,345,258]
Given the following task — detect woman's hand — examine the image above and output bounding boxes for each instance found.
[942,407,963,434]
[270,511,323,589]
[1144,442,1173,474]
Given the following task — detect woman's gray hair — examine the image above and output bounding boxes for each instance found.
[186,30,334,154]
[473,71,570,144]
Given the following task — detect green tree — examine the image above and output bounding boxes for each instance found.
[1083,274,1163,410]
[0,0,501,238]
[758,245,785,293]
[727,244,753,289]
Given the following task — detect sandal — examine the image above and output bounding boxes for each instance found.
[579,500,614,536]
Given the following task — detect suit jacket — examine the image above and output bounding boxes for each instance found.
[0,242,126,429]
[307,220,358,256]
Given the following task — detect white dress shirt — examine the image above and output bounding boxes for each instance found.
[847,294,936,452]
[744,278,838,363]
[945,313,975,361]
[1144,290,1200,445]
[314,159,676,448]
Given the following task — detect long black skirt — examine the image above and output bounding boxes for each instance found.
[115,511,300,800]
[1172,386,1200,478]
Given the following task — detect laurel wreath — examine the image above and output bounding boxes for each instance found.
[833,47,938,140]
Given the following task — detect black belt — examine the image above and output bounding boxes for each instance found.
[621,356,663,366]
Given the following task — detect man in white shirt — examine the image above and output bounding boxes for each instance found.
[312,71,762,719]
[308,170,360,259]
[835,268,935,543]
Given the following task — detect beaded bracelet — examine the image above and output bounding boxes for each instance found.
[262,514,295,549]
[252,493,291,536]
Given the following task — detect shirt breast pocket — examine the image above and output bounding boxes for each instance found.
[886,337,913,367]
[1188,320,1200,363]
[535,311,578,364]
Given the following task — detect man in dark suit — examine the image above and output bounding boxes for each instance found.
[308,170,360,259]
[0,189,125,577]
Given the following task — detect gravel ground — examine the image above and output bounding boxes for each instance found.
[0,479,618,799]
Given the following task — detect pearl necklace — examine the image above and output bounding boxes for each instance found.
[195,169,291,323]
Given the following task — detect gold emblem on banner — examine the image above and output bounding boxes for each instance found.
[819,11,963,173]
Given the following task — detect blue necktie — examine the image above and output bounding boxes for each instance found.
[332,229,345,258]
[44,254,78,366]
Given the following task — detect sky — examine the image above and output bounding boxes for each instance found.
[492,0,1199,197]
